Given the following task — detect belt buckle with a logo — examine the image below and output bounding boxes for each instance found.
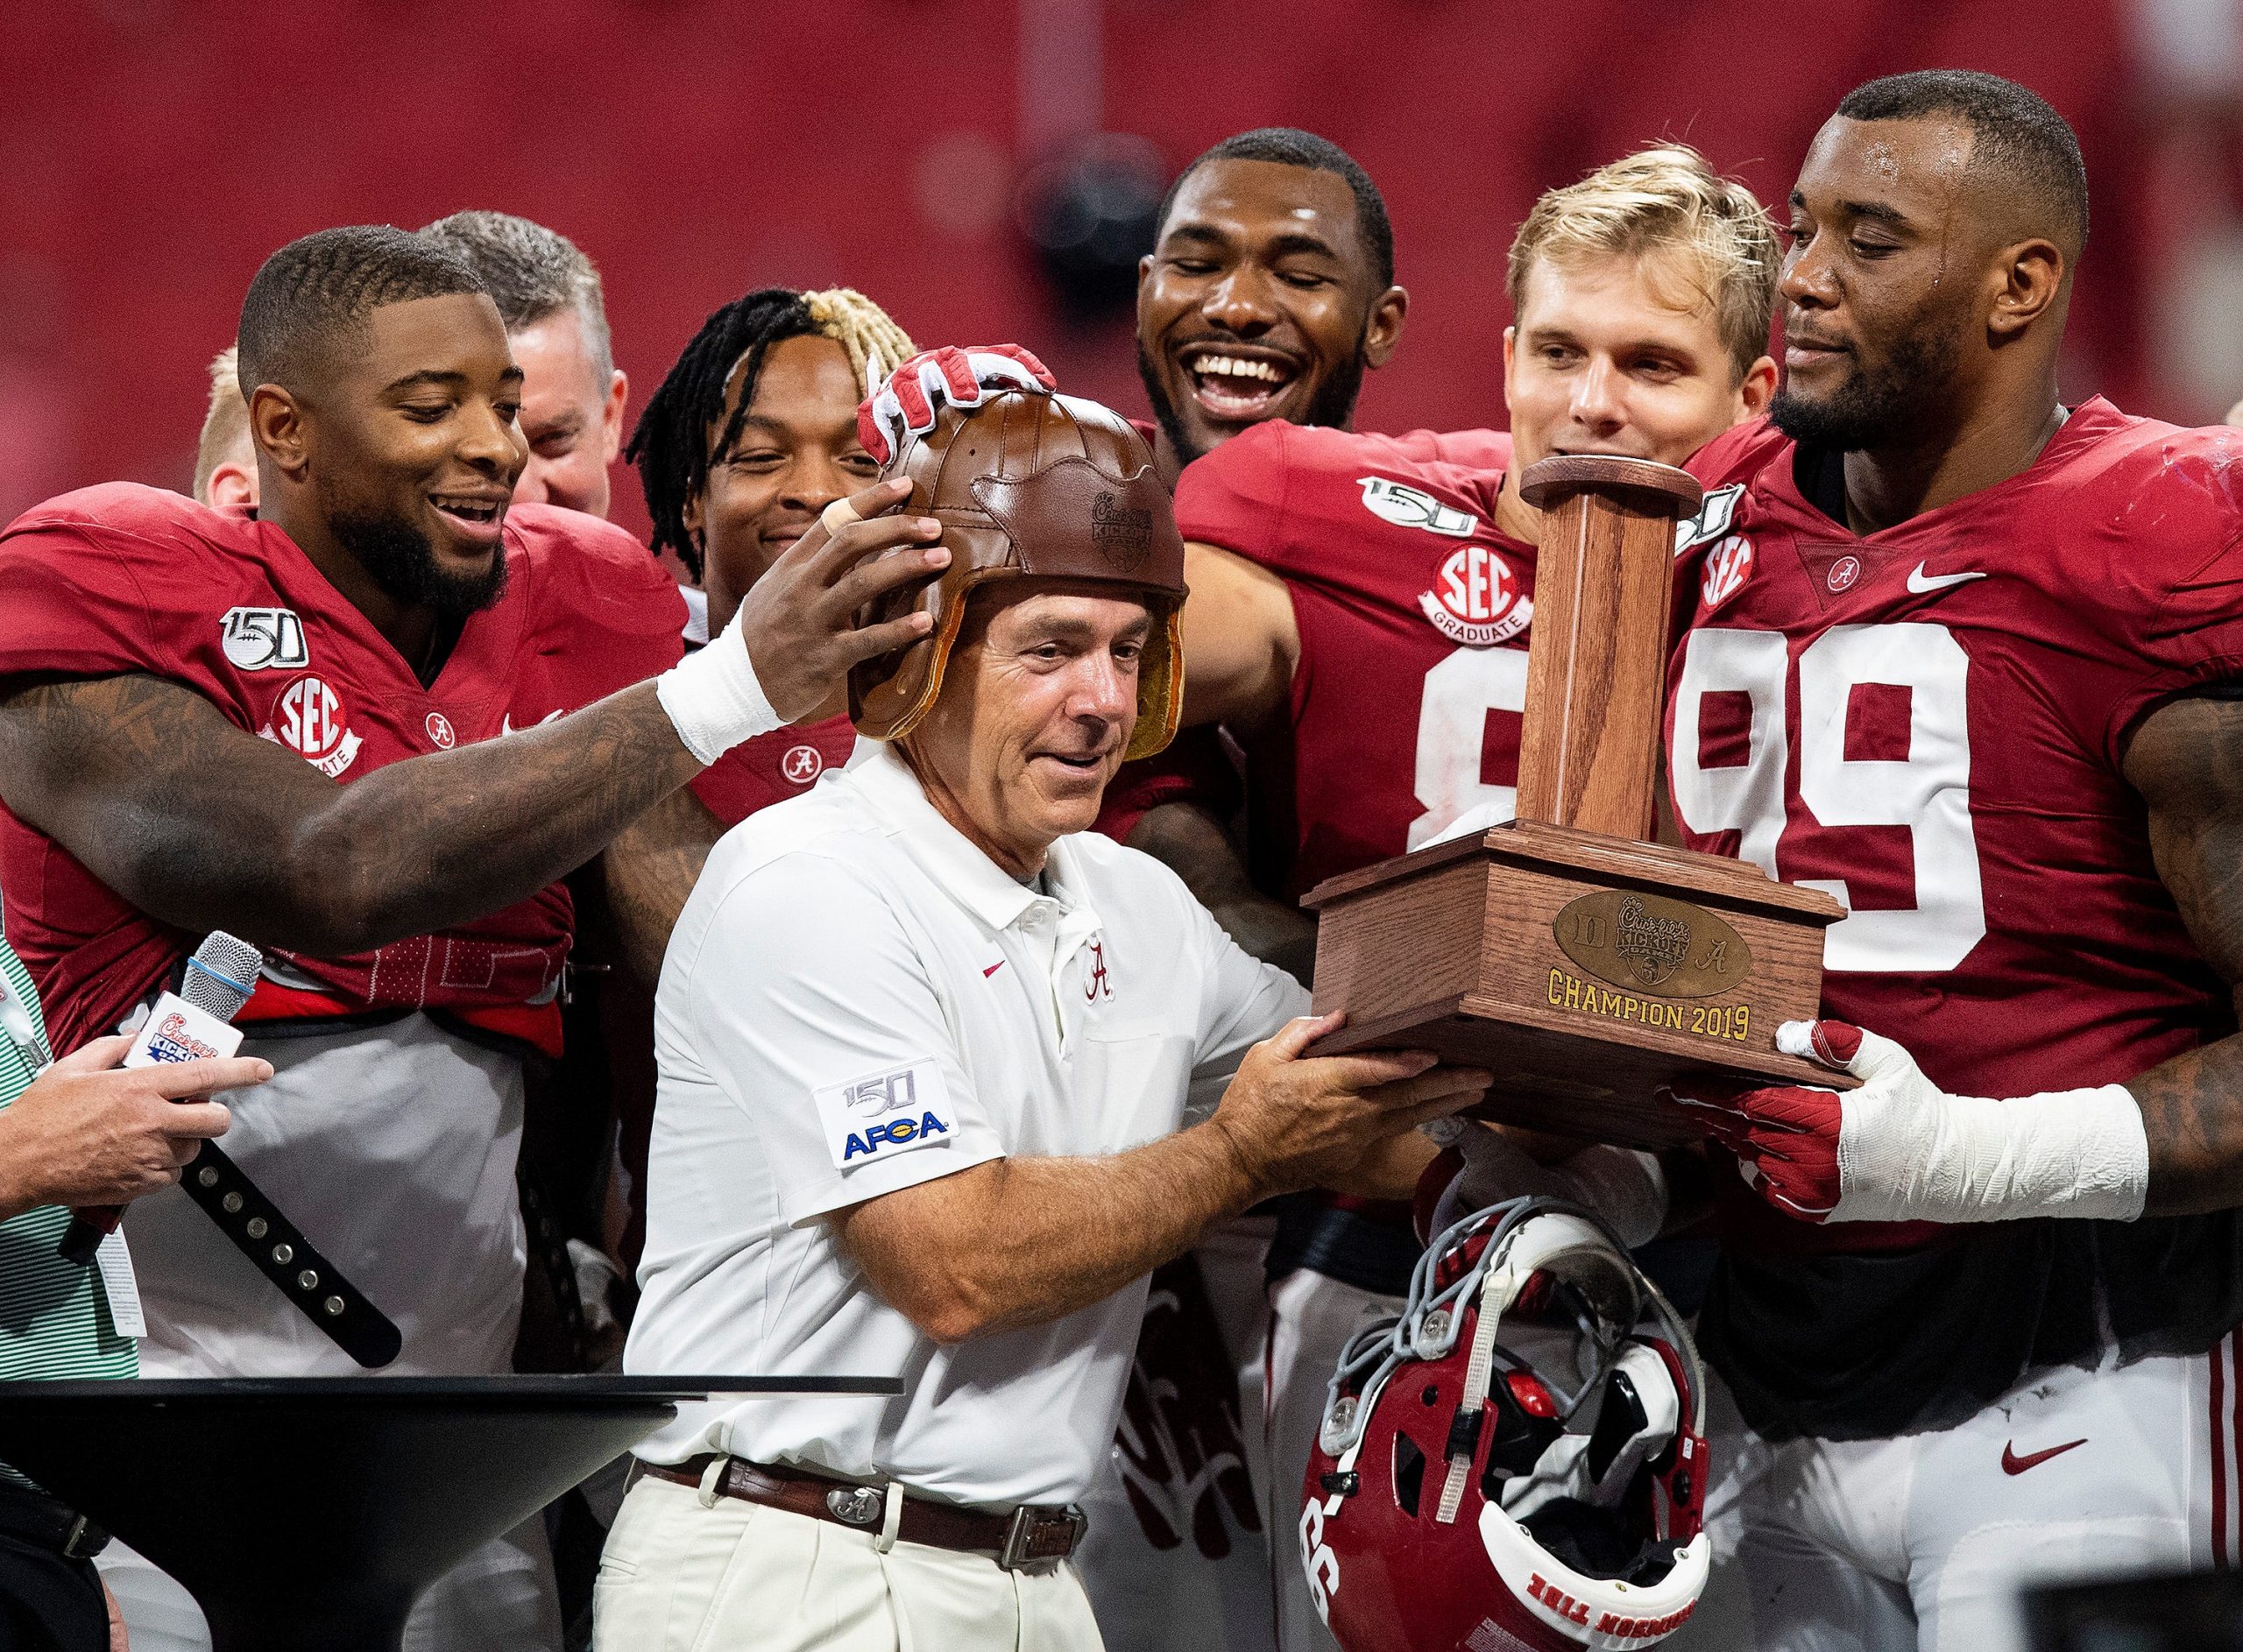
[826,1485,883,1527]
[998,1504,1087,1571]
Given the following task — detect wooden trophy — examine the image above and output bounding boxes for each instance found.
[1301,455,1849,1149]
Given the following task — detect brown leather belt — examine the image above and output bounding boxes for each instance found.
[636,1453,1088,1571]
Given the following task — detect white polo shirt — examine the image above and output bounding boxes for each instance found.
[626,745,1306,1508]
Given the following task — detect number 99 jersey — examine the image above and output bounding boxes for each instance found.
[1171,420,1520,902]
[1665,402,2243,1435]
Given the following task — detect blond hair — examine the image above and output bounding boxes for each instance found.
[802,287,917,397]
[1507,145,1780,380]
[194,344,253,499]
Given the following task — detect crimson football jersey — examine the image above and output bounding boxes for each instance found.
[1172,421,1521,903]
[690,716,859,828]
[0,486,685,1055]
[1665,401,2243,1437]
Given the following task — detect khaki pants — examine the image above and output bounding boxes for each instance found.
[593,1474,1107,1652]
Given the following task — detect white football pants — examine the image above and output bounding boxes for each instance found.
[1674,1330,2240,1652]
[101,1013,557,1651]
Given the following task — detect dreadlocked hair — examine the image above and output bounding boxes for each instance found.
[628,286,917,582]
[802,287,916,401]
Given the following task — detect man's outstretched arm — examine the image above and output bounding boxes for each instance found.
[837,1016,1486,1343]
[0,481,943,957]
[1129,540,1313,975]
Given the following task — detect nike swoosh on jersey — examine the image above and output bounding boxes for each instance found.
[1906,562,1990,595]
[2001,1437,2087,1475]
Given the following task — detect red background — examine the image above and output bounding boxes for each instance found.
[0,0,2190,539]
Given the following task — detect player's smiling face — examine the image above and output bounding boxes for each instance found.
[307,292,526,612]
[1770,116,1981,450]
[1504,249,1773,476]
[1136,159,1405,463]
[902,583,1150,878]
[688,334,881,633]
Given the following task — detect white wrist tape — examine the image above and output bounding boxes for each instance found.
[1430,1129,1669,1247]
[655,614,784,764]
[1838,1081,2149,1225]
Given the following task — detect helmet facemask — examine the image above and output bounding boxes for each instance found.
[1305,1199,1711,1652]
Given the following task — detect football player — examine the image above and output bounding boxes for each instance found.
[1135,127,1410,481]
[633,286,918,825]
[1159,145,1779,1652]
[587,285,921,1291]
[0,226,942,1652]
[1607,70,2243,1649]
[1112,128,1421,1652]
[194,212,626,524]
[1112,128,1415,978]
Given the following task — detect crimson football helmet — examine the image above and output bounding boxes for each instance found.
[1301,1199,1709,1652]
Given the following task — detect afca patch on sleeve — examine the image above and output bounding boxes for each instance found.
[814,1058,958,1171]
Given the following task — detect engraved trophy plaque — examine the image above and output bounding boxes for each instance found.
[1301,455,1850,1149]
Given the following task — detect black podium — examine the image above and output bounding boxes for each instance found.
[0,1375,900,1652]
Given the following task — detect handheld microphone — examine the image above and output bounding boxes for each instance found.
[58,931,403,1369]
[60,931,262,1262]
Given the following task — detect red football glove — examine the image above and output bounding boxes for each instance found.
[1661,1020,2151,1228]
[1663,1020,1863,1223]
[858,344,1057,466]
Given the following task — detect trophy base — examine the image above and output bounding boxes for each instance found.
[1302,821,1852,1151]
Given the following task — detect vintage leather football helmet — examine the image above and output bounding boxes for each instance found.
[847,388,1187,759]
[1301,1199,1710,1652]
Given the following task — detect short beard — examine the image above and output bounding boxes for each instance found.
[324,493,508,624]
[1136,339,1369,468]
[1770,325,1959,453]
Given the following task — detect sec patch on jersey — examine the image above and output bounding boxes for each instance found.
[815,1057,958,1170]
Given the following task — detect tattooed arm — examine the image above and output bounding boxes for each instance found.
[2119,693,2243,1215]
[598,787,725,987]
[0,671,706,957]
[0,480,944,957]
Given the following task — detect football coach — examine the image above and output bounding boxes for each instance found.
[598,387,1489,1651]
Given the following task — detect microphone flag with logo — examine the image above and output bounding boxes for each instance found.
[59,930,262,1263]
